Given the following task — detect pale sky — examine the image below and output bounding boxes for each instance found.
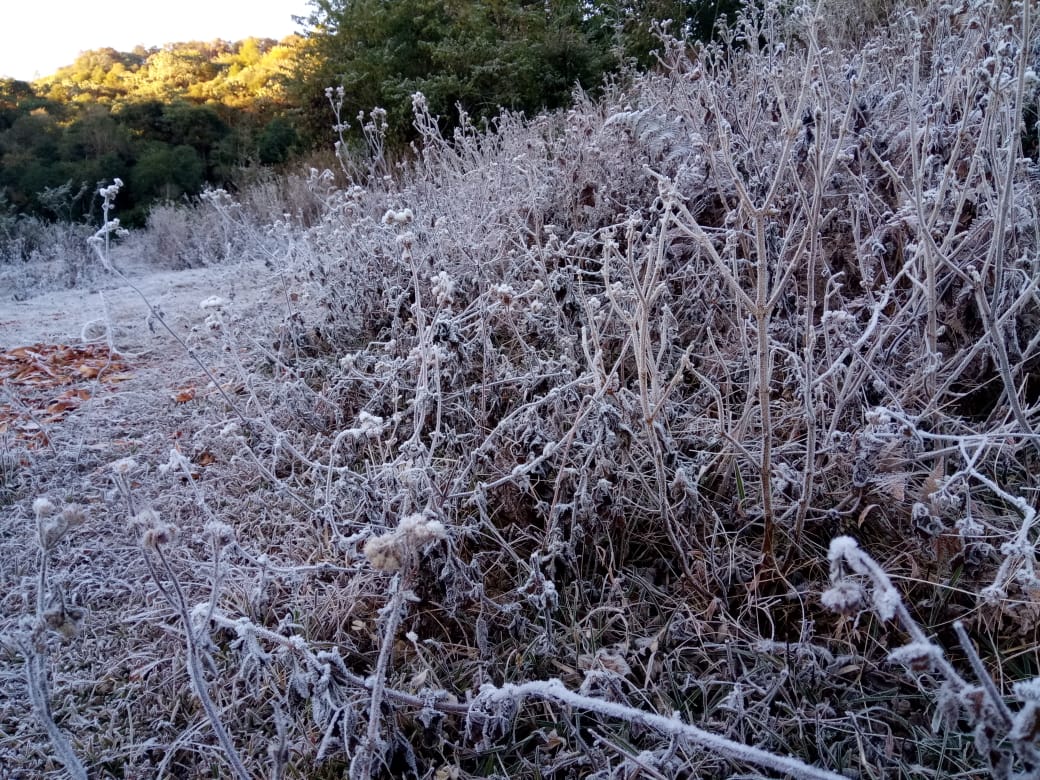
[0,1,313,81]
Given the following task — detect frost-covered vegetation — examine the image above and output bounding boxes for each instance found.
[2,0,1040,777]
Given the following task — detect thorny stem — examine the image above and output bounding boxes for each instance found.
[753,217,776,569]
[828,538,1037,768]
[19,535,87,779]
[208,610,471,716]
[666,10,814,568]
[789,18,858,561]
[22,637,87,780]
[957,440,1039,600]
[790,121,823,561]
[908,25,939,400]
[828,537,962,681]
[207,606,849,779]
[35,544,47,618]
[614,211,696,576]
[953,620,1014,731]
[475,679,850,780]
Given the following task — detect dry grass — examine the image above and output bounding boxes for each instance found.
[2,0,1040,777]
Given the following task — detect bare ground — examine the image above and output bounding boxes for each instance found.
[0,258,274,353]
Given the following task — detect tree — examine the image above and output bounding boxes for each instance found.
[0,37,309,224]
[0,79,34,125]
[163,102,229,164]
[130,143,205,204]
[594,0,744,66]
[0,110,62,162]
[60,105,131,163]
[295,0,740,146]
[296,0,612,144]
[114,100,170,141]
[257,117,299,164]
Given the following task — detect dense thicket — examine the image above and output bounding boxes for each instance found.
[4,1,1040,777]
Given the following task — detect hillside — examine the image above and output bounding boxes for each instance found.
[0,37,307,226]
[2,1,1040,777]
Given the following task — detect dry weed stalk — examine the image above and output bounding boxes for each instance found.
[825,535,1040,777]
[1,499,88,778]
[111,461,251,780]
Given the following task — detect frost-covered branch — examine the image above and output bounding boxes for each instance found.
[471,678,850,780]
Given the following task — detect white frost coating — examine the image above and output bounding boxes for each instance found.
[1013,678,1040,702]
[158,447,192,475]
[472,679,850,780]
[869,583,901,622]
[888,642,945,670]
[200,295,229,310]
[819,581,865,615]
[827,536,901,621]
[827,535,860,562]
[356,411,386,438]
[32,497,56,519]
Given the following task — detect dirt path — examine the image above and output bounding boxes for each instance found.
[0,259,275,354]
[0,258,282,447]
[0,258,292,772]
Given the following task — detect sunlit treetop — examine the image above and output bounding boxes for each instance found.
[30,36,310,109]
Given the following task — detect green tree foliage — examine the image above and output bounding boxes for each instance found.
[31,38,305,110]
[295,0,742,144]
[60,105,132,163]
[0,79,35,130]
[130,143,205,203]
[297,0,615,142]
[0,108,66,211]
[0,2,745,226]
[257,117,300,164]
[594,0,745,66]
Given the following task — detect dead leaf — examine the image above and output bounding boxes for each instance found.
[45,399,79,416]
[0,342,134,448]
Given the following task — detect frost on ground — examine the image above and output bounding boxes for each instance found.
[0,259,272,352]
[2,1,1040,778]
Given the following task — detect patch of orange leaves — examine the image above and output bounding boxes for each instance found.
[0,343,133,447]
